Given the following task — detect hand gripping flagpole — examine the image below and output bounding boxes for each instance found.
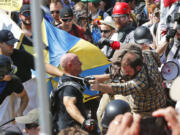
[31,0,51,135]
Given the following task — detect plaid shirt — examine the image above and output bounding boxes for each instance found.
[111,51,166,114]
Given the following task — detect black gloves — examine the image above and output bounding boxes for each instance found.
[166,29,176,42]
[84,76,95,81]
[84,76,95,89]
[82,119,97,132]
[97,38,113,48]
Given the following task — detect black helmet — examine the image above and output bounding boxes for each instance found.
[134,26,153,44]
[0,55,13,80]
[167,13,180,29]
[101,100,131,129]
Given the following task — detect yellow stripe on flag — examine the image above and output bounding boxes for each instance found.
[41,19,48,46]
[69,39,111,71]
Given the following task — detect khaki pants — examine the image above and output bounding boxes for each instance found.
[96,93,127,133]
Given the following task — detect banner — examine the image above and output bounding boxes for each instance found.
[0,0,23,12]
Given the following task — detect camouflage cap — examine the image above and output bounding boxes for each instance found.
[15,108,39,124]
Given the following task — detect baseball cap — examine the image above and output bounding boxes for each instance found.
[15,108,39,124]
[20,4,30,13]
[0,30,19,45]
[60,7,73,18]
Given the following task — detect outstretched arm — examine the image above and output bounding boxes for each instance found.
[45,63,64,77]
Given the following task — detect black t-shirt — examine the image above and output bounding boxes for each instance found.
[11,49,35,83]
[0,75,24,104]
[57,75,87,131]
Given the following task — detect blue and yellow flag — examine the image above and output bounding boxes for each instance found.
[42,19,111,97]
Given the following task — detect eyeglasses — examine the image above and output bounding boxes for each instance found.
[61,18,72,22]
[100,30,111,33]
[50,10,60,14]
[22,11,31,17]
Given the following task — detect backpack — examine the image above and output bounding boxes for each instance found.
[50,80,84,135]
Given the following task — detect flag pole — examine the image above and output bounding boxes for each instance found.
[30,0,51,135]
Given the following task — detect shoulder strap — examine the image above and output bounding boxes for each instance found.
[57,80,84,95]
[50,80,84,100]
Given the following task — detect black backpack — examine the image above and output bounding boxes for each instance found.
[50,81,84,135]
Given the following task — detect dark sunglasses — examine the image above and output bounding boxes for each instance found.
[25,123,39,129]
[61,18,72,22]
[50,10,60,14]
[100,30,111,33]
[22,11,31,17]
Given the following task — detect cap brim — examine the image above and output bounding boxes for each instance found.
[100,20,116,29]
[112,14,127,18]
[15,116,38,124]
[6,38,19,45]
[135,39,153,44]
[15,109,39,124]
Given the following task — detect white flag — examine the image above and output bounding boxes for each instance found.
[0,10,24,48]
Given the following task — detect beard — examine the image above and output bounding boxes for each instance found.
[22,19,31,26]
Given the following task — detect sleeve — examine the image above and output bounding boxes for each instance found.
[111,69,149,96]
[151,51,161,67]
[10,75,24,94]
[22,51,35,70]
[62,86,78,98]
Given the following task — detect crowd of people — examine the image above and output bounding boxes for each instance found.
[0,0,180,135]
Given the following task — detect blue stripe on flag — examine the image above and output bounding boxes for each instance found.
[45,20,80,66]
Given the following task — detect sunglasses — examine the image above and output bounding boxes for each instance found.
[25,123,39,129]
[100,30,111,33]
[61,18,72,22]
[50,10,60,14]
[22,11,31,17]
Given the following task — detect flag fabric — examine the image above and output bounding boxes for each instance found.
[163,0,179,7]
[42,19,111,96]
[0,0,23,12]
